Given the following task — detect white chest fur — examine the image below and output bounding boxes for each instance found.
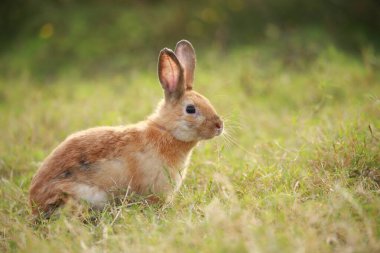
[135,148,191,197]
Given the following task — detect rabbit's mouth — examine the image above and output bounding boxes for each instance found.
[215,121,224,136]
[196,117,224,140]
[215,127,224,136]
[200,126,224,140]
[210,118,224,138]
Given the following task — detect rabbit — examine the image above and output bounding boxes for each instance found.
[29,40,223,217]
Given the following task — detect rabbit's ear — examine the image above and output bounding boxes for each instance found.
[175,40,196,90]
[158,48,185,101]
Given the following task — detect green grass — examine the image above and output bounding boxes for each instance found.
[0,43,379,252]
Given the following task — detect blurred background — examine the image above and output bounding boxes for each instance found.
[1,0,379,81]
[1,2,380,252]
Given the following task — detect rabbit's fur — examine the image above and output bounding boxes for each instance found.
[29,40,223,217]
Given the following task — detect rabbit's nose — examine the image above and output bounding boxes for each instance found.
[215,118,224,135]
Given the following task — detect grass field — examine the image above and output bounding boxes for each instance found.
[1,28,380,252]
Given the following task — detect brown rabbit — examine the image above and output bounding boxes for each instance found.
[29,40,223,217]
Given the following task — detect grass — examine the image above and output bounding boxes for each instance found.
[0,41,379,252]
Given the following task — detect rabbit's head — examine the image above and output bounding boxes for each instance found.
[150,40,223,142]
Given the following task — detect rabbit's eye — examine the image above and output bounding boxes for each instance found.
[186,105,196,114]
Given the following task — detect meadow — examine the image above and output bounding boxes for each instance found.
[1,1,380,252]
